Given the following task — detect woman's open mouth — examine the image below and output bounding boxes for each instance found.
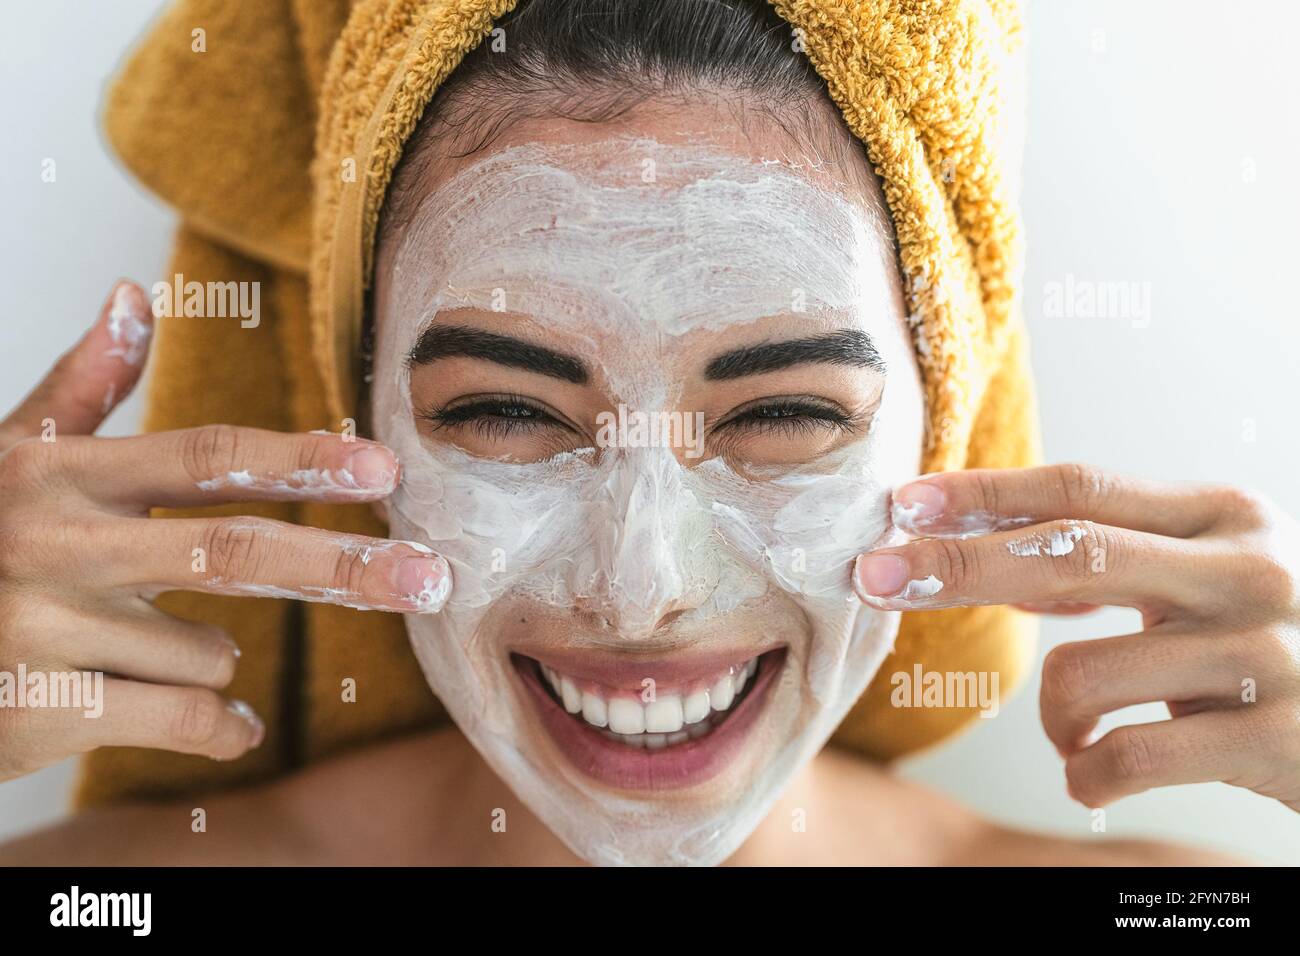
[512,646,786,791]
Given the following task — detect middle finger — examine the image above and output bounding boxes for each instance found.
[99,515,452,613]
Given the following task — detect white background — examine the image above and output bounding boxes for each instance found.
[1,1,1297,863]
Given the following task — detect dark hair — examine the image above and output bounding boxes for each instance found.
[382,0,863,229]
[437,0,823,153]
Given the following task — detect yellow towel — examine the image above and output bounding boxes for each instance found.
[75,0,1039,807]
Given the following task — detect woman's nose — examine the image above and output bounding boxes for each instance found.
[568,600,691,641]
[586,447,704,639]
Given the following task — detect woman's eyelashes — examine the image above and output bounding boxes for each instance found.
[420,393,571,440]
[714,397,858,437]
[415,392,870,462]
[707,396,867,465]
[416,393,586,460]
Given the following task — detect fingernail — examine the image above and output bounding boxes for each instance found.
[217,632,241,659]
[228,699,265,748]
[891,481,946,530]
[854,553,910,598]
[345,444,399,491]
[105,281,153,367]
[394,555,452,613]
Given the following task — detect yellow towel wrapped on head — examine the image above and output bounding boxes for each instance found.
[76,0,1039,807]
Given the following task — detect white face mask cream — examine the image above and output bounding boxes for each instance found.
[370,137,924,866]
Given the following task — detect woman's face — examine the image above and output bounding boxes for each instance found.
[370,101,925,865]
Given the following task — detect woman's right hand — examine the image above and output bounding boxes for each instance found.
[0,280,451,781]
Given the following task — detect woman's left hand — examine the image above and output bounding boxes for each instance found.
[853,463,1300,812]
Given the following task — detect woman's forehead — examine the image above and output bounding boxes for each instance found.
[387,96,886,222]
[385,137,899,346]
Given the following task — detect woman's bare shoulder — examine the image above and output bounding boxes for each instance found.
[0,727,469,866]
[811,745,1248,866]
[271,725,480,864]
[958,827,1248,866]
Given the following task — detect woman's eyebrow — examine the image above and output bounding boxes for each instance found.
[407,324,589,384]
[704,329,885,380]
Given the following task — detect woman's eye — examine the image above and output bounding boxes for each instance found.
[419,394,569,440]
[717,398,858,437]
[415,392,865,465]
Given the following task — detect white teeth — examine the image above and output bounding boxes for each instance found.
[537,654,764,746]
[581,691,607,728]
[644,694,683,733]
[710,673,735,712]
[733,666,749,697]
[560,676,583,714]
[682,689,710,725]
[608,697,647,735]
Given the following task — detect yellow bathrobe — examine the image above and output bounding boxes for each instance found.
[76,0,1040,807]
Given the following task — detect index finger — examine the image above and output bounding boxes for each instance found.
[890,463,1226,541]
[43,425,400,511]
[852,518,1199,614]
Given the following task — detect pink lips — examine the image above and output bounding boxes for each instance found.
[514,649,784,792]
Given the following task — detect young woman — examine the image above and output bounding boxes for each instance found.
[0,0,1294,865]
